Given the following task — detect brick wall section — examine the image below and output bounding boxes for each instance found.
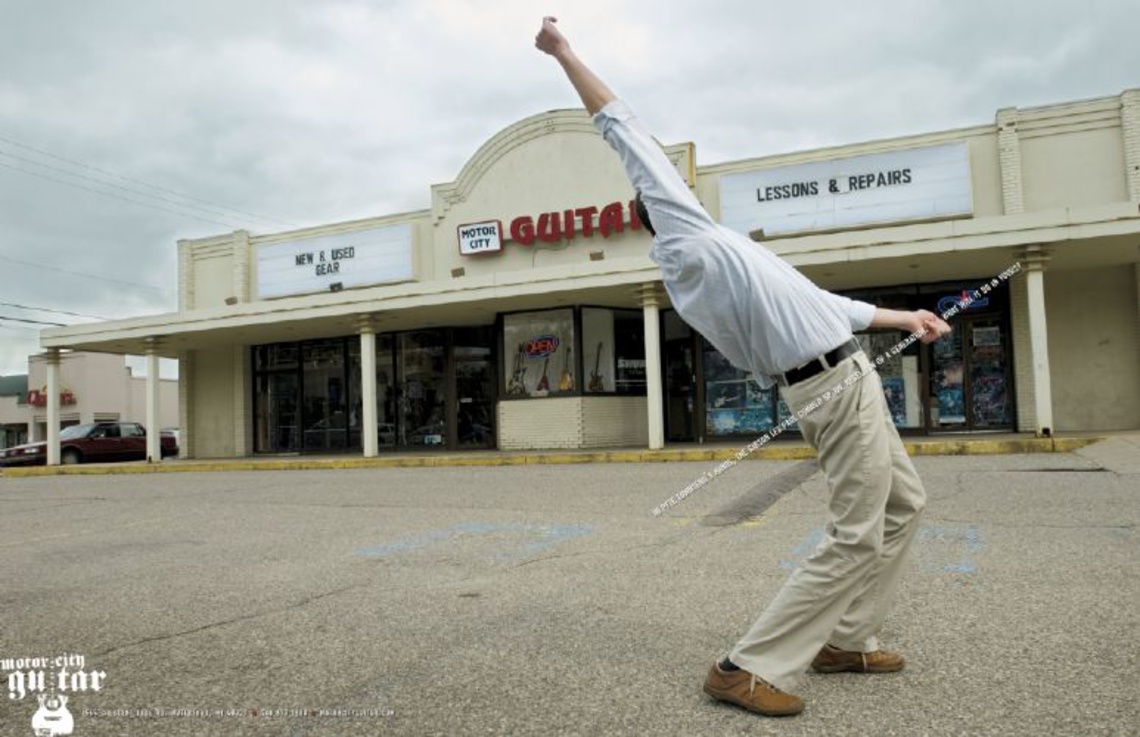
[499,396,652,450]
[1122,90,1140,201]
[1009,273,1036,432]
[581,396,649,448]
[997,108,1025,215]
[498,397,583,450]
[177,240,194,311]
[232,230,251,302]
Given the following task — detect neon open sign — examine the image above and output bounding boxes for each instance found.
[524,334,560,358]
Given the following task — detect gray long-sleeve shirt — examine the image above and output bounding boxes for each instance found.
[593,100,876,389]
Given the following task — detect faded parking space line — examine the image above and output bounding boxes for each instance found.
[775,523,985,577]
[355,522,594,562]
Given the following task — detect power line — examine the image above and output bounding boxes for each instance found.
[0,148,257,230]
[0,314,66,327]
[0,252,171,294]
[0,301,108,320]
[0,160,251,230]
[0,131,298,229]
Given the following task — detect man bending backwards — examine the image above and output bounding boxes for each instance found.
[535,16,952,718]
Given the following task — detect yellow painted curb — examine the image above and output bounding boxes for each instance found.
[0,436,1105,478]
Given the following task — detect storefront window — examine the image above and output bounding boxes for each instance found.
[580,308,646,395]
[503,309,576,398]
[581,308,613,393]
[856,331,924,429]
[398,331,446,446]
[704,340,779,436]
[302,339,348,451]
[255,371,300,452]
[931,328,966,427]
[255,343,299,371]
[375,335,396,449]
[613,311,646,395]
[254,328,492,453]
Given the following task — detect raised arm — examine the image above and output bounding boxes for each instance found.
[534,16,614,115]
[534,17,714,238]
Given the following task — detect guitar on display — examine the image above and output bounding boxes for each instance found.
[536,356,551,393]
[559,342,574,391]
[507,343,528,396]
[588,341,604,392]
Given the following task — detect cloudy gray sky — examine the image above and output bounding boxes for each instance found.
[1,0,1136,376]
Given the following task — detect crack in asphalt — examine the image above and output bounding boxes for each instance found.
[92,583,366,659]
[700,460,821,527]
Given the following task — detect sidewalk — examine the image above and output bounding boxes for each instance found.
[0,431,1118,477]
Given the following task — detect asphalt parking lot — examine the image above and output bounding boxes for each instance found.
[1,439,1137,736]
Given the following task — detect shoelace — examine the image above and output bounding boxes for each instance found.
[750,674,780,694]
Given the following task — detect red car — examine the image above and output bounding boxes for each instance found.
[0,422,179,467]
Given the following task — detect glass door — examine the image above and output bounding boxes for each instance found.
[255,372,300,452]
[397,331,447,449]
[929,315,1012,431]
[301,340,349,451]
[453,327,495,449]
[662,311,699,442]
[967,317,1013,429]
[664,337,696,442]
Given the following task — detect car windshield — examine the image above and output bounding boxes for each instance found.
[60,424,96,440]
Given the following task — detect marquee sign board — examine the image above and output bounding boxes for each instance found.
[257,223,414,299]
[718,142,973,237]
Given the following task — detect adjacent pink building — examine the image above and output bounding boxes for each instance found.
[0,352,179,449]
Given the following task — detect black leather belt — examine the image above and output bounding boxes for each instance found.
[776,338,862,387]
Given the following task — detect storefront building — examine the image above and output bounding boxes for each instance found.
[39,89,1140,460]
[0,351,178,448]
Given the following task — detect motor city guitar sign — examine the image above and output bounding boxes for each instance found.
[458,200,646,255]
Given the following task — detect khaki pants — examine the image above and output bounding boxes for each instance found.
[729,351,926,691]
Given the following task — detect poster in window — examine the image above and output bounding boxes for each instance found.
[881,377,908,427]
[613,312,646,395]
[972,326,1001,347]
[503,309,575,398]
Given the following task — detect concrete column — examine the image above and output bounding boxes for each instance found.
[45,349,61,466]
[145,338,162,462]
[1020,246,1053,437]
[359,316,378,458]
[638,283,665,450]
[178,351,194,459]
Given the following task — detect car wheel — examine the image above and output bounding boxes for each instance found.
[61,449,82,465]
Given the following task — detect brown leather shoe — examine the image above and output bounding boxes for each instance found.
[810,644,905,673]
[703,662,804,717]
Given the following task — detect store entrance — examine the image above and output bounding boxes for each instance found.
[663,312,698,442]
[390,327,496,450]
[253,327,497,454]
[929,315,1013,431]
[452,327,495,449]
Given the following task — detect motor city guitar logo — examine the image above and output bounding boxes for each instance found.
[3,652,106,736]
